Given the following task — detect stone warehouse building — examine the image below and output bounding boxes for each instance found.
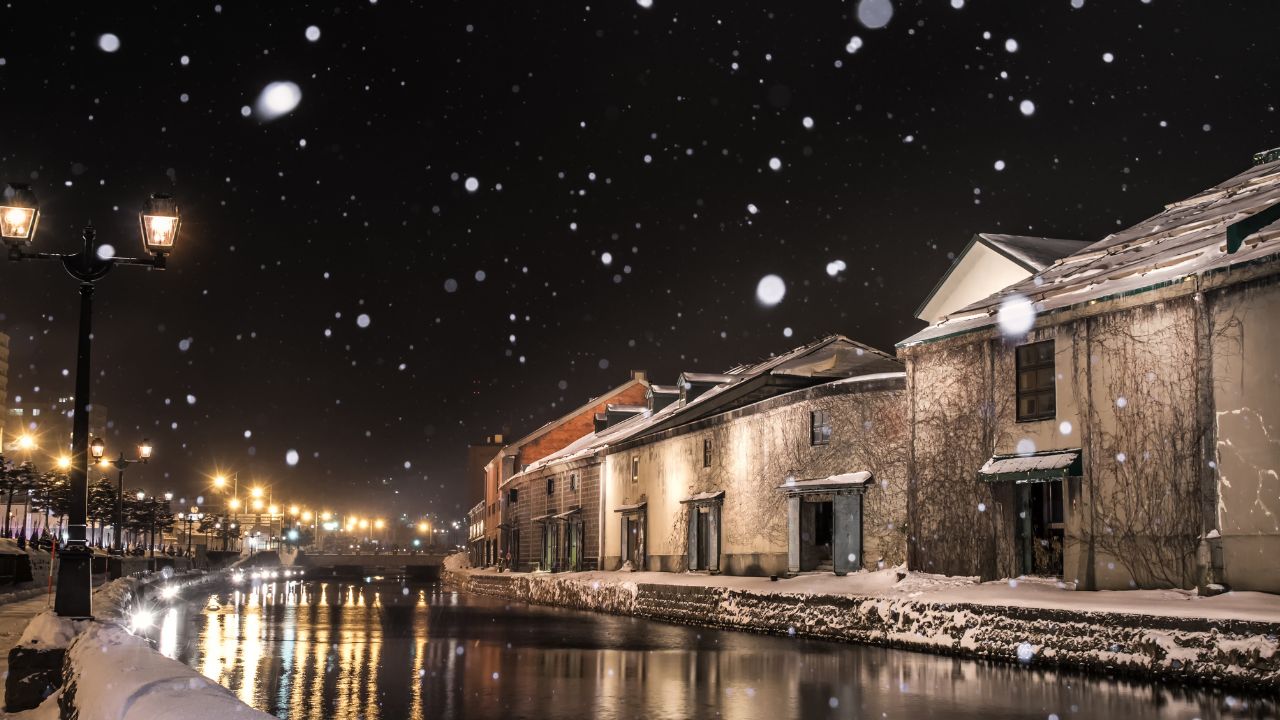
[594,335,907,577]
[899,151,1280,592]
[472,372,649,568]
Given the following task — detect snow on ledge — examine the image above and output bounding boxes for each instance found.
[64,622,275,720]
[17,611,92,650]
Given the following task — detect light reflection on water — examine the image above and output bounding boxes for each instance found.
[146,578,1277,720]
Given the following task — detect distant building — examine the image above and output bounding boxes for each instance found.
[3,394,107,458]
[899,151,1280,592]
[477,372,649,568]
[464,434,504,564]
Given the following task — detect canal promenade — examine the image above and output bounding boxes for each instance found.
[445,555,1280,691]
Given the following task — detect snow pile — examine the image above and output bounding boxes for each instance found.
[60,622,274,720]
[16,612,92,649]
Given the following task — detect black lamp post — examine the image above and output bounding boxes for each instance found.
[2,184,180,619]
[99,439,153,554]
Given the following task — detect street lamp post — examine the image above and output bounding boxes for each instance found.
[2,184,181,619]
[99,438,152,554]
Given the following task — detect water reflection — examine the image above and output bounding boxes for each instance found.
[147,577,1276,720]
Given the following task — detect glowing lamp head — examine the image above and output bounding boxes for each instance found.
[0,183,39,245]
[250,487,263,499]
[138,439,153,461]
[98,457,112,469]
[289,505,299,516]
[164,492,174,501]
[301,510,313,522]
[136,490,147,501]
[358,519,369,530]
[56,455,71,470]
[252,498,264,511]
[139,193,180,255]
[229,497,241,510]
[213,474,226,488]
[416,522,428,534]
[374,519,385,530]
[90,437,106,460]
[268,504,279,515]
[16,434,35,451]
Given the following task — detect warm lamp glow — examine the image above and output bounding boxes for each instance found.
[321,511,332,521]
[15,434,35,451]
[250,487,264,498]
[140,193,180,254]
[228,498,241,510]
[252,499,264,511]
[268,504,279,515]
[358,519,369,530]
[289,505,300,516]
[416,521,429,534]
[213,475,226,488]
[301,510,313,522]
[136,490,146,501]
[98,457,111,468]
[138,439,153,460]
[56,456,71,470]
[1,206,35,239]
[90,437,106,459]
[374,519,385,530]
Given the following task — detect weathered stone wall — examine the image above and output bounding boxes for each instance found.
[603,378,907,576]
[450,569,1280,692]
[508,458,602,572]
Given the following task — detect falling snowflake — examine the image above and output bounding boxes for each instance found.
[356,313,371,328]
[768,157,782,171]
[1019,99,1036,116]
[996,294,1036,335]
[305,25,321,42]
[98,34,121,53]
[756,275,786,306]
[856,0,893,29]
[994,159,1006,171]
[255,81,302,120]
[286,449,300,466]
[464,177,480,192]
[802,116,815,129]
[1005,38,1019,53]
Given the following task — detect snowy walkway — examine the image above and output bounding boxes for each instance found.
[0,594,51,689]
[464,565,1280,623]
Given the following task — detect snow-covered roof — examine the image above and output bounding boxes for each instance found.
[979,234,1092,272]
[491,373,649,465]
[979,450,1081,483]
[501,335,899,487]
[679,490,725,503]
[613,501,646,512]
[828,371,907,387]
[901,157,1280,347]
[777,471,873,493]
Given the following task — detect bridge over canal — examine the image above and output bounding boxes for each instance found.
[293,550,451,581]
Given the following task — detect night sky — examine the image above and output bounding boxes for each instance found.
[0,1,1275,522]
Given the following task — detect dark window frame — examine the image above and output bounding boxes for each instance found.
[569,473,578,491]
[546,477,555,496]
[507,489,518,504]
[703,438,712,468]
[1016,340,1057,422]
[810,410,832,446]
[631,456,639,482]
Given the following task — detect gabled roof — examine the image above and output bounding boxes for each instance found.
[500,335,902,487]
[488,373,648,468]
[913,234,1089,321]
[901,156,1280,347]
[980,234,1092,273]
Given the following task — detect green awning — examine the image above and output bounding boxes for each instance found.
[978,449,1082,484]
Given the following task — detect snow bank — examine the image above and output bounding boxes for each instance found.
[447,564,1280,690]
[15,612,91,649]
[60,623,273,720]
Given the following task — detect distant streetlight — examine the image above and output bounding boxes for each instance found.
[104,439,153,554]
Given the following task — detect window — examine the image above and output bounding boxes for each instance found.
[569,473,578,491]
[546,477,555,496]
[631,456,640,482]
[1016,340,1056,422]
[507,489,519,504]
[703,438,712,468]
[810,410,831,446]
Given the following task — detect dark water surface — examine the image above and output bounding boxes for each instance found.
[143,577,1275,719]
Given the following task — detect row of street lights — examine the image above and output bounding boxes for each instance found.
[2,183,181,618]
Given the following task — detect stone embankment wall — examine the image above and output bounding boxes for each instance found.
[451,570,1280,691]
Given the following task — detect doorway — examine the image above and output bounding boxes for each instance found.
[799,500,834,571]
[1018,480,1064,576]
[541,522,555,571]
[623,513,644,570]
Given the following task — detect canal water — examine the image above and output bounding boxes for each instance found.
[141,576,1275,719]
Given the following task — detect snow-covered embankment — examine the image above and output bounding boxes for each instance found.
[445,558,1279,691]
